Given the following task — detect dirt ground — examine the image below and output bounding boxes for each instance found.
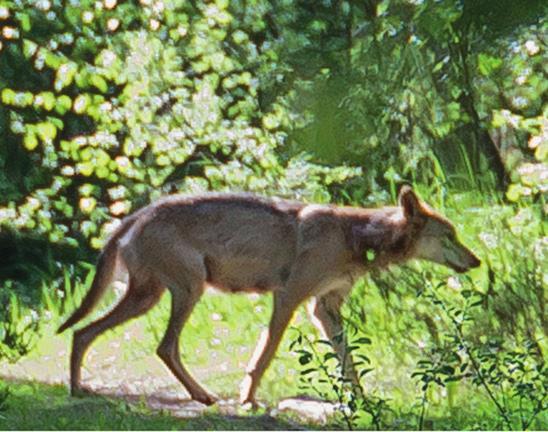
[0,319,338,428]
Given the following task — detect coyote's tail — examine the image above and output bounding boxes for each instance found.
[57,214,139,334]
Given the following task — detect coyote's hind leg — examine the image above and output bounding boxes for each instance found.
[70,277,163,395]
[156,282,217,405]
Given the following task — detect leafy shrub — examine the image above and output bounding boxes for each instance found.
[474,19,547,203]
[414,276,546,430]
[0,283,39,363]
[0,0,359,254]
[291,327,392,430]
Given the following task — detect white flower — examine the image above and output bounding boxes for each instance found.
[0,207,16,220]
[512,96,528,109]
[27,197,41,209]
[447,276,462,290]
[115,156,130,168]
[100,50,117,68]
[107,18,119,31]
[82,11,94,23]
[524,40,540,56]
[2,26,19,39]
[79,197,96,213]
[528,135,542,149]
[515,75,527,85]
[109,200,129,216]
[107,185,126,200]
[177,25,187,37]
[36,0,51,10]
[152,1,164,13]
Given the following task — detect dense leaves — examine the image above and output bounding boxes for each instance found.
[0,0,359,251]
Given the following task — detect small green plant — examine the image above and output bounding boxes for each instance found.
[0,382,10,414]
[414,273,547,430]
[0,285,39,363]
[40,264,96,325]
[0,282,42,415]
[290,327,392,430]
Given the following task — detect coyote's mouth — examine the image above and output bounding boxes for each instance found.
[449,258,480,273]
[451,264,468,273]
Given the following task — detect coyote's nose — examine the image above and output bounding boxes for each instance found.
[469,253,481,268]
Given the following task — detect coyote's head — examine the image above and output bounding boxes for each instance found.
[399,186,481,273]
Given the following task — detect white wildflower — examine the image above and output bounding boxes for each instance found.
[525,40,540,56]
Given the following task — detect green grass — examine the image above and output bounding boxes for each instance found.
[0,380,305,430]
[1,378,544,430]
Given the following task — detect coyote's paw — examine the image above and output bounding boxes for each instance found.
[239,374,260,409]
[239,399,264,411]
[70,385,92,398]
[192,391,218,406]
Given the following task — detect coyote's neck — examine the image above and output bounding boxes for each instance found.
[340,206,423,268]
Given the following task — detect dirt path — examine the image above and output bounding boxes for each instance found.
[0,320,337,428]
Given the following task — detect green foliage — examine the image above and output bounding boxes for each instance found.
[0,0,359,253]
[269,0,542,194]
[474,20,547,203]
[0,283,39,363]
[291,327,392,430]
[0,383,9,413]
[414,276,546,430]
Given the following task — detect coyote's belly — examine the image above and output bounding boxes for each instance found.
[199,220,298,293]
[204,254,293,293]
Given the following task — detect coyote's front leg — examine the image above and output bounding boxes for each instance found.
[239,244,353,406]
[308,291,364,398]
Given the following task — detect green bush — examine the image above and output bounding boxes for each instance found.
[0,0,359,254]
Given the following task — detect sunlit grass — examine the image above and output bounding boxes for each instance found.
[0,380,306,430]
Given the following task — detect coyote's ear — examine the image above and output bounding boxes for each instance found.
[398,185,421,219]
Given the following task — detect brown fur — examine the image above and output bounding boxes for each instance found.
[58,186,480,406]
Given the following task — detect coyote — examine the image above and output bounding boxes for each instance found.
[58,186,480,406]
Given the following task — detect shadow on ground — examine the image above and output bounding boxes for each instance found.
[0,378,317,430]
